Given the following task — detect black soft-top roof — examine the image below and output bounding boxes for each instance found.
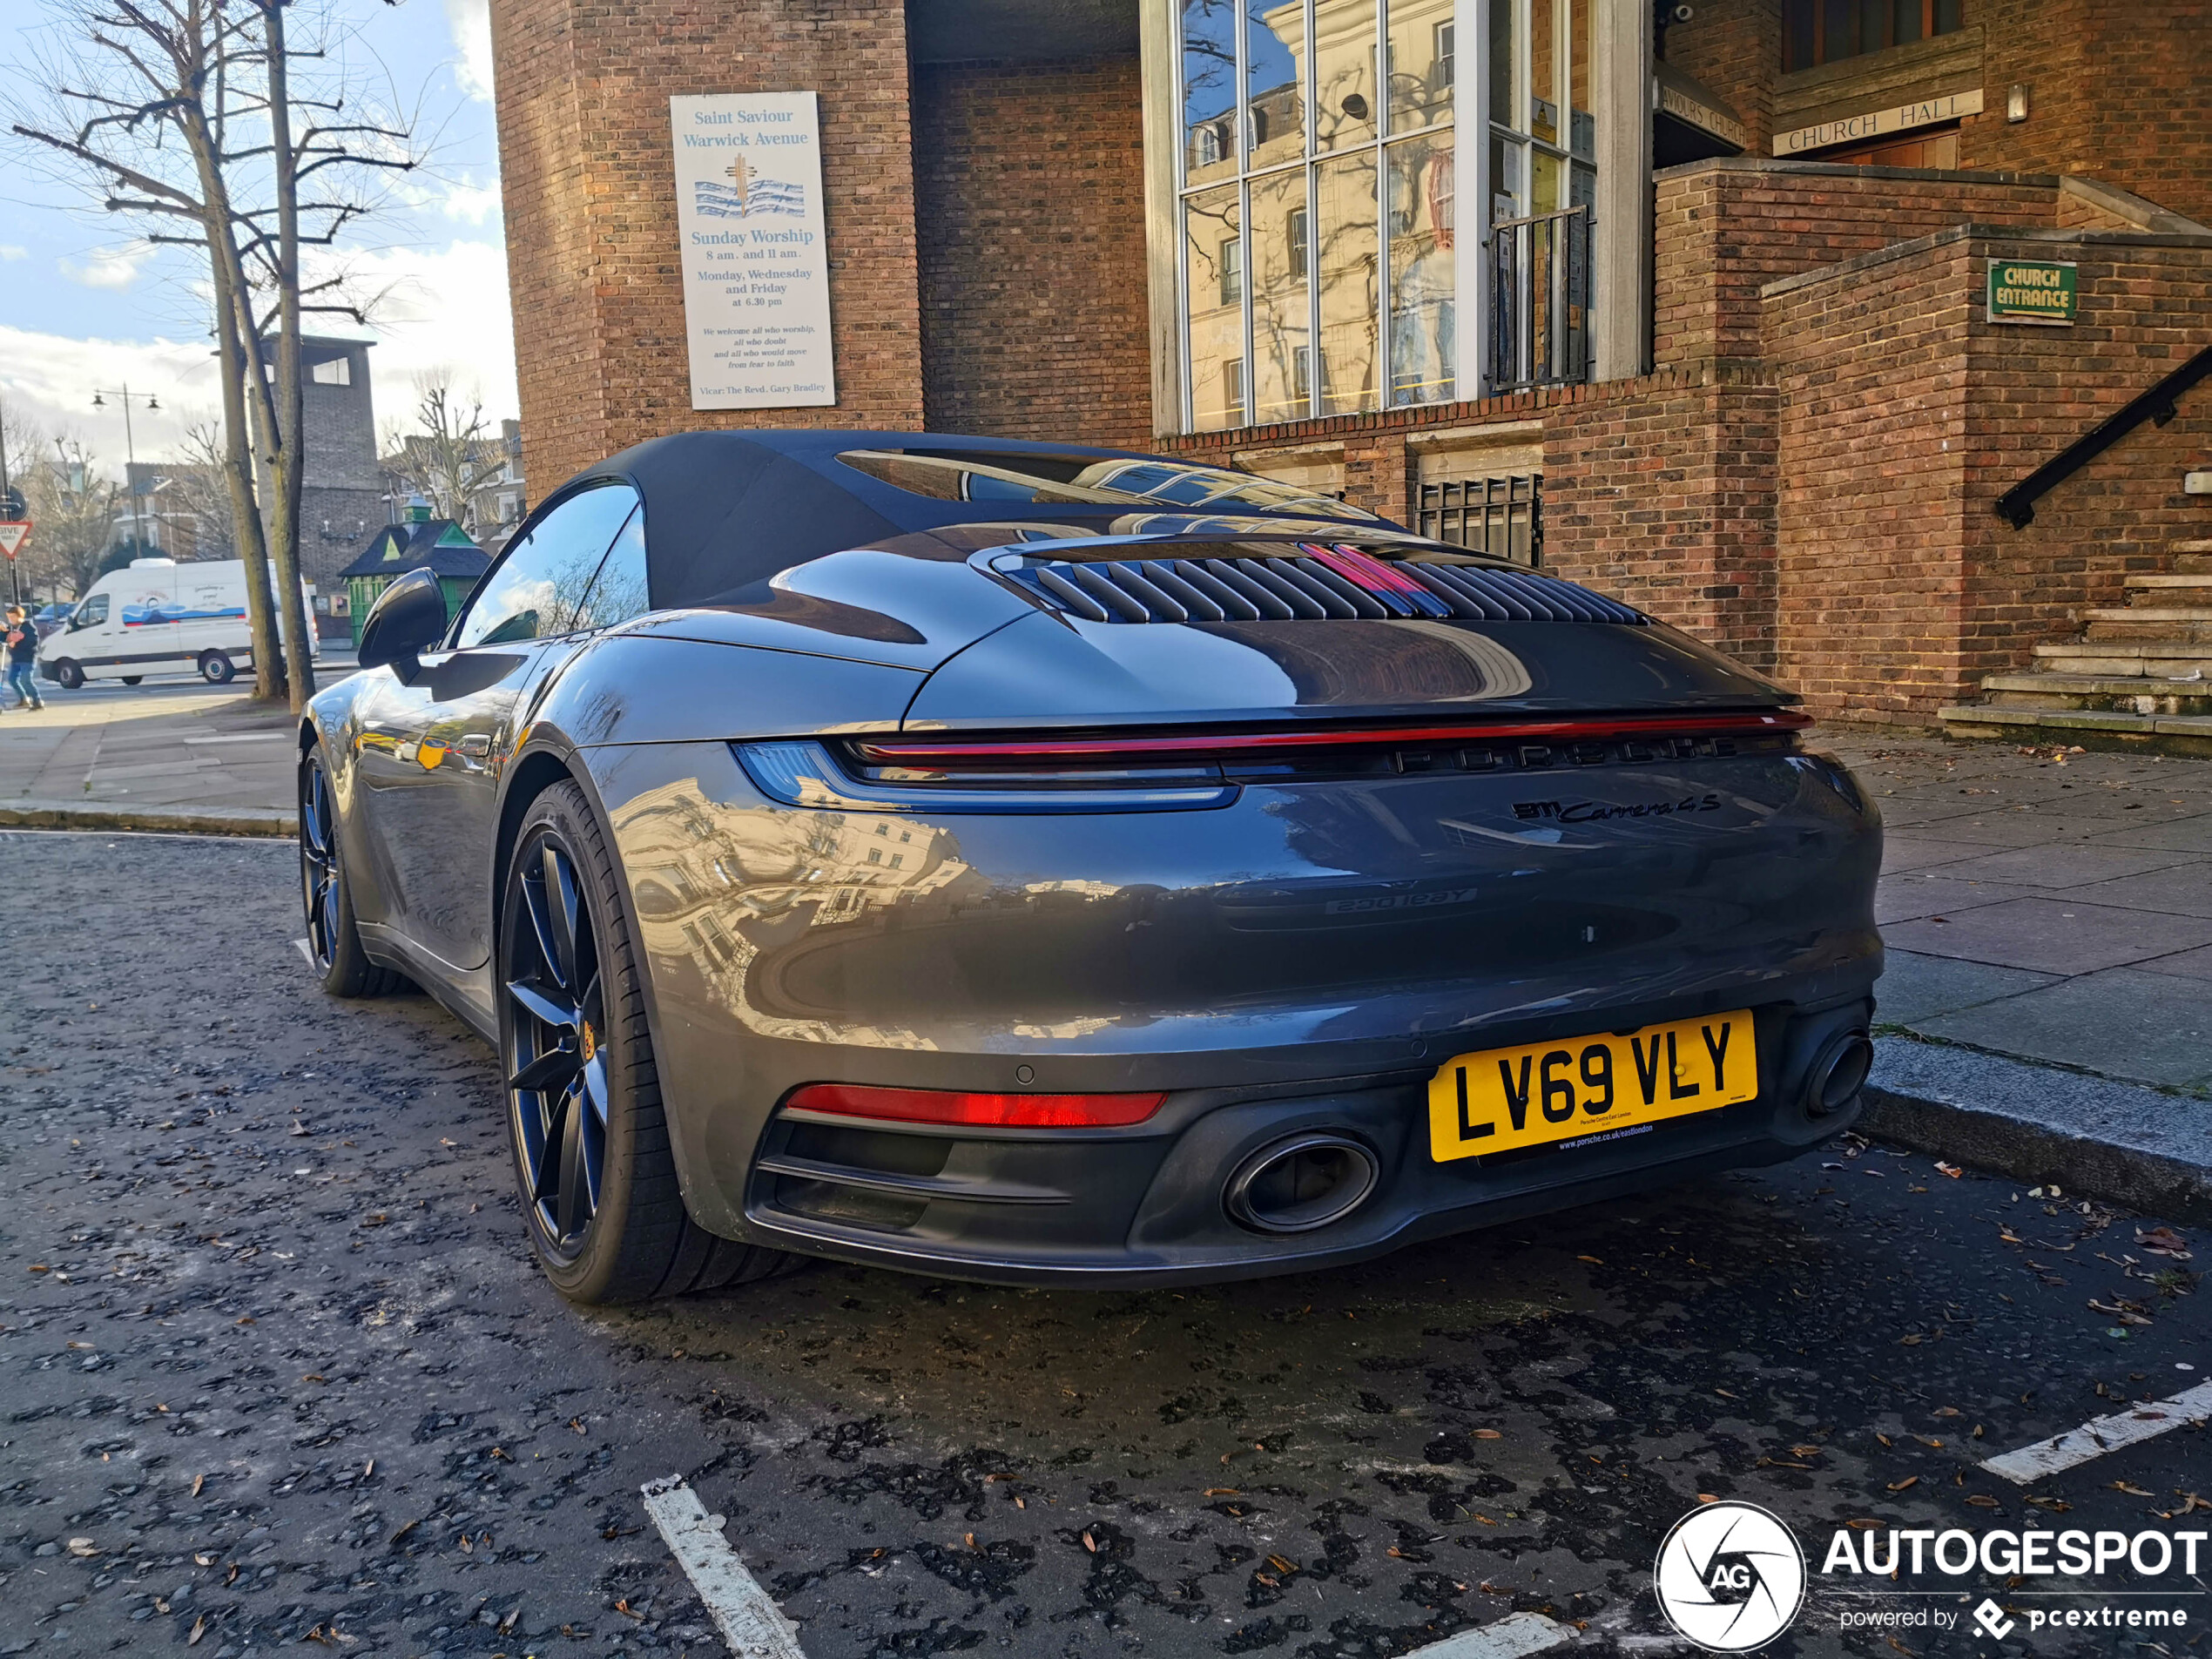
[563,430,1384,611]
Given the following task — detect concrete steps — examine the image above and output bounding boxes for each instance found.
[1939,534,2212,754]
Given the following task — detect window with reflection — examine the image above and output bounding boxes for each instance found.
[1179,0,1459,430]
[1782,0,1963,71]
[455,482,639,650]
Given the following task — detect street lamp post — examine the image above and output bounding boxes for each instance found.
[91,385,161,559]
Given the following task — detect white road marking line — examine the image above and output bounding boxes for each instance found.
[183,732,292,745]
[1408,1612,1574,1658]
[641,1474,806,1658]
[1983,1379,2212,1484]
[293,938,314,966]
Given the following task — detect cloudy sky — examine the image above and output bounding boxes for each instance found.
[0,0,512,471]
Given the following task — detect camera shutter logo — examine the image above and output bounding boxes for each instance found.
[1654,1501,1806,1650]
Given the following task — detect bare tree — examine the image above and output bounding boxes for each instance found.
[11,0,418,710]
[19,436,125,600]
[163,414,241,557]
[383,373,504,536]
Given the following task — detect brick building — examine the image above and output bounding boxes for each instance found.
[491,0,2212,738]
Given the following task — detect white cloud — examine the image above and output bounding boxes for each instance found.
[60,243,155,291]
[0,246,27,262]
[443,0,496,105]
[0,235,516,473]
[0,327,216,465]
[441,179,504,226]
[342,238,519,424]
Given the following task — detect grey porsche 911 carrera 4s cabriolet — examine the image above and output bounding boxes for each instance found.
[300,430,1882,1304]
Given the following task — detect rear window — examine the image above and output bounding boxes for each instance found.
[838,448,1379,524]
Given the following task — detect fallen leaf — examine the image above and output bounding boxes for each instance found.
[388,1520,419,1546]
[1576,1255,1602,1265]
[1966,1494,2000,1508]
[1082,1531,1097,1553]
[1887,1476,1919,1492]
[1203,1487,1238,1497]
[66,1537,98,1557]
[964,1533,975,1548]
[1935,1162,1963,1179]
[2114,1480,2156,1497]
[189,1615,206,1647]
[1266,1554,1297,1575]
[1473,1428,1502,1440]
[1933,1407,1962,1418]
[1696,1494,1719,1504]
[191,1473,205,1497]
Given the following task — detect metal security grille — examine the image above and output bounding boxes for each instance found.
[1488,206,1591,393]
[1001,551,1641,626]
[1417,475,1542,566]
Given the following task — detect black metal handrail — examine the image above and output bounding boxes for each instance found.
[1995,343,2212,529]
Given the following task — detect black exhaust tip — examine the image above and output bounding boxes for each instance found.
[1224,1133,1379,1234]
[1804,1030,1874,1118]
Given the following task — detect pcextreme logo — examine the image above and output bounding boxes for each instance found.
[1654,1502,1807,1651]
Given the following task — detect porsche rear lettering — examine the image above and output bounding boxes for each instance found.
[1514,793,1723,823]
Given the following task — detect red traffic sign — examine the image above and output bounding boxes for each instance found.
[0,522,30,561]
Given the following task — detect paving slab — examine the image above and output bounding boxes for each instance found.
[2089,813,2212,853]
[1873,873,2041,924]
[1926,842,2205,888]
[1878,834,1995,874]
[2138,943,2212,982]
[2067,860,2212,918]
[1909,968,2212,1089]
[1871,948,2062,1024]
[1881,895,2212,975]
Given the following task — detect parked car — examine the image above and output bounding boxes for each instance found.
[300,430,1883,1305]
[40,557,319,687]
[31,603,73,640]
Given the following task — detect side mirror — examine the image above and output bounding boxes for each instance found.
[357,567,448,683]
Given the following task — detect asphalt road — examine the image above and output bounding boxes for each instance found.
[5,830,2212,1659]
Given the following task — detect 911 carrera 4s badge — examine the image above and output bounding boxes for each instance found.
[1427,1010,1758,1162]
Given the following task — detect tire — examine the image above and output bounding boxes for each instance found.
[299,745,403,997]
[200,651,235,685]
[120,676,143,685]
[498,779,797,1304]
[52,660,83,691]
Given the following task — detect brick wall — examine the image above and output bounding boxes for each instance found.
[1763,232,2212,721]
[912,59,1152,447]
[1654,160,2057,367]
[1542,364,1782,671]
[1957,238,2212,689]
[493,0,926,494]
[1660,0,1779,151]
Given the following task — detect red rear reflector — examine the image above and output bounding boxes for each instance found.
[854,711,1811,766]
[783,1083,1168,1129]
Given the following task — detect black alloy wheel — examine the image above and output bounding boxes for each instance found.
[299,745,401,997]
[504,833,610,1261]
[497,780,796,1303]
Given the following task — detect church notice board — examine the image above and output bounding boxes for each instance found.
[670,91,836,409]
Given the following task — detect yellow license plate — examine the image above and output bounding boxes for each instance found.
[1427,1009,1758,1162]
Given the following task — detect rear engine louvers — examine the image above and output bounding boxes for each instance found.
[999,545,1645,626]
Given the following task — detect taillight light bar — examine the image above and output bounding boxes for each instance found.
[783,1083,1168,1129]
[853,710,1811,767]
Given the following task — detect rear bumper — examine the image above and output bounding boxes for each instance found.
[726,991,1874,1286]
[580,736,1883,1285]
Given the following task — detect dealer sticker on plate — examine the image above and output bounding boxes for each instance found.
[1427,1009,1757,1162]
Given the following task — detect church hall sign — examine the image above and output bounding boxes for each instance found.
[1987,260,2078,325]
[671,91,836,409]
[1771,87,1983,157]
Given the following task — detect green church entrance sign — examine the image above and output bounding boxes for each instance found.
[1988,260,2077,326]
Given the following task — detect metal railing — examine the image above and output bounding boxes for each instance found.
[1995,343,2212,529]
[1487,206,1592,393]
[1416,474,1542,567]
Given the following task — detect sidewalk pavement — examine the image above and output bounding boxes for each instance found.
[3,681,2209,1208]
[0,674,314,834]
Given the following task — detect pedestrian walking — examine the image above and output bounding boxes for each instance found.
[3,605,45,711]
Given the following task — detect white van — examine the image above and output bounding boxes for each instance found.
[39,557,320,688]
